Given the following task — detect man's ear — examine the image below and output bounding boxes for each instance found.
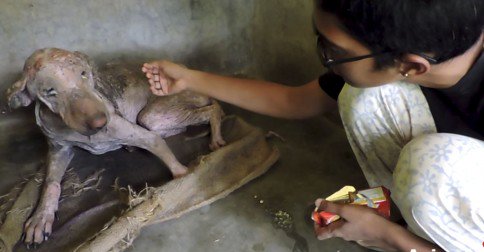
[398,54,432,76]
[6,76,33,109]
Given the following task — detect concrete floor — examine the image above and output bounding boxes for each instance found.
[125,107,371,252]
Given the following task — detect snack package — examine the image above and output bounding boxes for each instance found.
[312,186,391,226]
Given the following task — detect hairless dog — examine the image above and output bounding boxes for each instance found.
[5,48,225,247]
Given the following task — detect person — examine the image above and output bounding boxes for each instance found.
[142,0,484,251]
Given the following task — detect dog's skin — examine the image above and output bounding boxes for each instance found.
[5,48,226,247]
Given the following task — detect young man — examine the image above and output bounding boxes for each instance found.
[142,0,483,251]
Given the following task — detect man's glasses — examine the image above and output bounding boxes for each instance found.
[316,35,439,68]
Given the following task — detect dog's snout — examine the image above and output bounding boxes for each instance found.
[87,113,107,130]
[63,95,109,136]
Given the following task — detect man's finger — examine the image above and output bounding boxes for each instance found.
[317,199,344,216]
[152,67,159,74]
[314,217,346,240]
[157,70,171,94]
[155,81,162,90]
[314,198,324,209]
[314,222,333,240]
[143,64,154,73]
[326,220,346,239]
[150,86,165,96]
[160,79,169,94]
[143,63,152,69]
[154,89,165,96]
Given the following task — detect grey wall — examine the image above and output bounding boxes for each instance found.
[0,0,322,106]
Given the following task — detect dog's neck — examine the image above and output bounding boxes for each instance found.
[35,102,72,139]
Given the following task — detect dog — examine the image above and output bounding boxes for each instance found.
[5,48,225,246]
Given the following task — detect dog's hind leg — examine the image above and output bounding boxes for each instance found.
[138,99,225,150]
[23,142,73,247]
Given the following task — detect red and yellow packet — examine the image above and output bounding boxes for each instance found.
[312,186,391,226]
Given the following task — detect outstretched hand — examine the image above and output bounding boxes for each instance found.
[141,60,188,96]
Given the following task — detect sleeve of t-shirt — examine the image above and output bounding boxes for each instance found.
[318,72,345,100]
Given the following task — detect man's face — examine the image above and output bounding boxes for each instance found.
[313,9,402,87]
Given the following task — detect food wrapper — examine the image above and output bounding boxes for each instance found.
[312,186,391,226]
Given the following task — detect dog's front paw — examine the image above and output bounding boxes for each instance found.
[171,164,189,179]
[209,137,226,151]
[23,207,55,248]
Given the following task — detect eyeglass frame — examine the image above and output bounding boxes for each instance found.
[316,35,439,68]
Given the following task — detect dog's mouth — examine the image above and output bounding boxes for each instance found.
[79,113,109,136]
[57,107,109,136]
[81,128,104,136]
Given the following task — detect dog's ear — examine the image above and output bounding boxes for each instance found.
[74,51,95,67]
[6,48,50,109]
[6,76,33,109]
[74,51,89,60]
[74,50,97,76]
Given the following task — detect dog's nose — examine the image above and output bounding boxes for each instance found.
[87,113,107,130]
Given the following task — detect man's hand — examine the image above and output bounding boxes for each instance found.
[313,199,442,252]
[142,60,189,96]
[314,199,399,250]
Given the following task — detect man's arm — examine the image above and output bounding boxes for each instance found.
[142,61,337,119]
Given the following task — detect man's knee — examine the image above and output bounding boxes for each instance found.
[393,132,484,203]
[392,133,484,251]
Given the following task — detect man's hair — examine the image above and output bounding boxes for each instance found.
[317,0,483,68]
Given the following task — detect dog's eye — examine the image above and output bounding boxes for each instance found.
[81,71,87,79]
[44,88,57,97]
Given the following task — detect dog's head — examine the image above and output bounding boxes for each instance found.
[6,48,109,136]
